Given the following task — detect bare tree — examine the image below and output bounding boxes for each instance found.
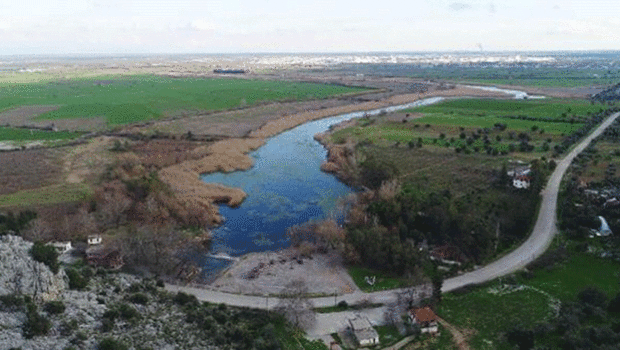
[274,279,316,330]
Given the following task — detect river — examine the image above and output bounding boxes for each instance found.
[199,87,531,277]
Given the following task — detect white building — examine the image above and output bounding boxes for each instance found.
[349,316,380,347]
[88,235,103,245]
[49,241,72,254]
[513,175,531,189]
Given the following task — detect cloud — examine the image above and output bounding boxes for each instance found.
[449,2,473,11]
[488,3,496,14]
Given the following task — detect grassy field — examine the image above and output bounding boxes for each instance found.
[0,127,83,141]
[401,67,620,88]
[410,98,603,121]
[0,183,93,209]
[436,250,620,350]
[0,75,367,126]
[348,266,413,292]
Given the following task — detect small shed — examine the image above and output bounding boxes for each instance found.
[348,316,379,347]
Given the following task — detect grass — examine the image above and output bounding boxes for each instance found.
[347,266,413,292]
[398,66,620,88]
[437,282,554,350]
[409,98,603,121]
[436,249,620,350]
[0,127,83,141]
[375,325,403,346]
[0,183,93,208]
[521,251,620,301]
[409,114,582,135]
[0,75,368,126]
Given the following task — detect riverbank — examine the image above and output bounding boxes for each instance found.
[158,84,510,224]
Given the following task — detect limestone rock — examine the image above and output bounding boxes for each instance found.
[0,235,68,301]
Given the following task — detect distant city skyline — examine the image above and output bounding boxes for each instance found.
[1,0,619,54]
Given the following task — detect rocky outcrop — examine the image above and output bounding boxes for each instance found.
[0,235,68,301]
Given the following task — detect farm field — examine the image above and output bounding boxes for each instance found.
[0,126,83,142]
[410,98,604,121]
[0,75,368,128]
[404,67,620,88]
[328,98,607,163]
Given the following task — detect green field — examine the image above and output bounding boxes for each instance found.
[400,67,620,88]
[0,75,367,126]
[0,127,82,141]
[0,183,93,208]
[437,250,620,349]
[409,98,603,121]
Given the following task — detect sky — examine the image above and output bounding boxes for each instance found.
[0,0,619,54]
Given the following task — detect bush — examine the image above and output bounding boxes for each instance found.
[578,287,608,308]
[66,268,90,290]
[337,300,348,309]
[29,241,59,274]
[98,337,128,350]
[118,303,140,320]
[173,292,198,306]
[127,293,148,305]
[23,304,51,339]
[0,294,25,310]
[44,300,66,315]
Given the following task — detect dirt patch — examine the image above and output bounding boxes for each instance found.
[436,317,473,350]
[63,136,116,184]
[0,105,60,125]
[211,249,357,295]
[130,139,208,168]
[0,148,65,195]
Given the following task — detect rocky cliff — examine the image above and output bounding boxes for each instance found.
[0,235,68,301]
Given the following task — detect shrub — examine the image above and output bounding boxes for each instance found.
[337,300,348,309]
[29,241,59,274]
[44,300,66,315]
[0,294,25,310]
[173,292,198,306]
[127,293,148,305]
[98,337,128,350]
[118,303,140,320]
[66,268,90,290]
[578,287,608,308]
[23,304,51,339]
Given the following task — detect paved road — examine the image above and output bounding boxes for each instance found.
[166,111,620,337]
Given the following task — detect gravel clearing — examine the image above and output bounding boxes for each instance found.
[211,249,358,296]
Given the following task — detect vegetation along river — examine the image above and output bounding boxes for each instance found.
[200,88,533,277]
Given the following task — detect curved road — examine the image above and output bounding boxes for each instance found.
[166,111,620,336]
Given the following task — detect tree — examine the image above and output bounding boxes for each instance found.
[506,326,534,350]
[578,287,608,308]
[274,279,315,329]
[29,241,59,274]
